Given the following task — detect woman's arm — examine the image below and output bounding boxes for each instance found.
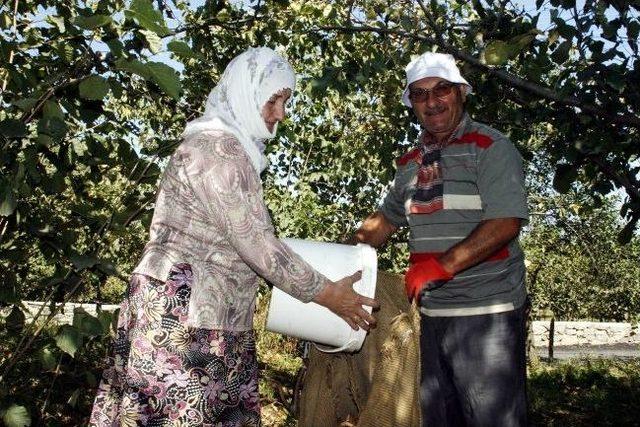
[193,135,378,329]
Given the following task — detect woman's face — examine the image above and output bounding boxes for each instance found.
[261,88,292,133]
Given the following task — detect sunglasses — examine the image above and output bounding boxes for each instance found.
[408,82,457,103]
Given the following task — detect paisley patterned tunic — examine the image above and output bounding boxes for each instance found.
[133,131,328,331]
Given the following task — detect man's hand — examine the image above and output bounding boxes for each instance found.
[404,258,453,302]
[344,211,398,248]
[313,271,380,331]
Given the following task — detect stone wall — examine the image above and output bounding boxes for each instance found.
[18,301,120,325]
[10,302,640,348]
[531,320,640,347]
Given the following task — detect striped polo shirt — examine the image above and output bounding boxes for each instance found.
[380,114,529,316]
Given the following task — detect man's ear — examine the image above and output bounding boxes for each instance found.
[458,85,467,104]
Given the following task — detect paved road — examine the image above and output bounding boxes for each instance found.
[532,343,640,360]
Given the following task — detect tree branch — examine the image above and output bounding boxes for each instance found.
[0,272,82,383]
[20,77,84,124]
[587,154,640,203]
[415,0,443,43]
[168,16,255,36]
[20,52,96,124]
[315,24,640,129]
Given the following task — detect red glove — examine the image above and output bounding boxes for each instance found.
[404,258,453,301]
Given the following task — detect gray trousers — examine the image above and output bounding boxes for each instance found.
[420,304,528,427]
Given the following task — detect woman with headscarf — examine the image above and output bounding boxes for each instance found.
[89,47,379,426]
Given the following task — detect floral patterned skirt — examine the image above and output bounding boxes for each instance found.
[89,263,260,427]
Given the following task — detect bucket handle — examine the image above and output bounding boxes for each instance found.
[313,339,358,353]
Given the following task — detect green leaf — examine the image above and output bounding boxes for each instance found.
[72,139,88,156]
[67,389,81,408]
[115,58,151,79]
[0,12,11,28]
[109,78,124,98]
[553,163,578,193]
[97,309,116,333]
[510,31,539,51]
[0,119,27,138]
[618,217,638,245]
[167,40,203,60]
[551,40,571,64]
[605,73,625,92]
[105,38,124,57]
[0,183,16,216]
[69,253,99,270]
[5,305,25,332]
[484,32,539,66]
[86,371,98,387]
[56,43,75,63]
[46,15,65,33]
[78,102,103,124]
[12,98,38,111]
[147,62,182,99]
[37,116,67,140]
[483,31,538,67]
[96,260,119,276]
[548,30,560,45]
[40,348,58,370]
[125,0,170,36]
[602,20,620,41]
[74,15,112,30]
[73,309,104,336]
[484,40,514,66]
[54,325,83,357]
[628,21,640,41]
[400,15,414,31]
[0,286,18,304]
[37,134,54,147]
[1,404,31,427]
[322,4,335,18]
[43,100,65,119]
[79,75,110,100]
[42,172,66,194]
[139,29,163,54]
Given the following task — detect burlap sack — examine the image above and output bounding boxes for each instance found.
[297,271,421,427]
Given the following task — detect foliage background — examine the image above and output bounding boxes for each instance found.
[1,0,639,424]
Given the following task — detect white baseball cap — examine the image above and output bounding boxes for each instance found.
[401,52,473,106]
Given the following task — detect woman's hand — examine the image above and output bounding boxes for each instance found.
[312,271,380,331]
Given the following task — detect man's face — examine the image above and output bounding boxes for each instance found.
[409,77,466,140]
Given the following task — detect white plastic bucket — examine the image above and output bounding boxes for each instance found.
[265,238,377,353]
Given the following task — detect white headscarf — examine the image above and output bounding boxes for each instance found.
[183,47,296,173]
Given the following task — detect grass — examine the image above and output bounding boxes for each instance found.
[256,346,640,426]
[255,291,302,427]
[528,357,640,426]
[255,289,640,426]
[3,291,638,426]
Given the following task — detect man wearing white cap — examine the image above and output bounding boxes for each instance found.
[347,52,529,426]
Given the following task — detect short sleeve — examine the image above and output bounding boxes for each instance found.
[379,173,409,228]
[477,139,529,222]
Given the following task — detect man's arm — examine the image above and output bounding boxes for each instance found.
[405,217,522,299]
[439,217,522,274]
[345,211,398,248]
